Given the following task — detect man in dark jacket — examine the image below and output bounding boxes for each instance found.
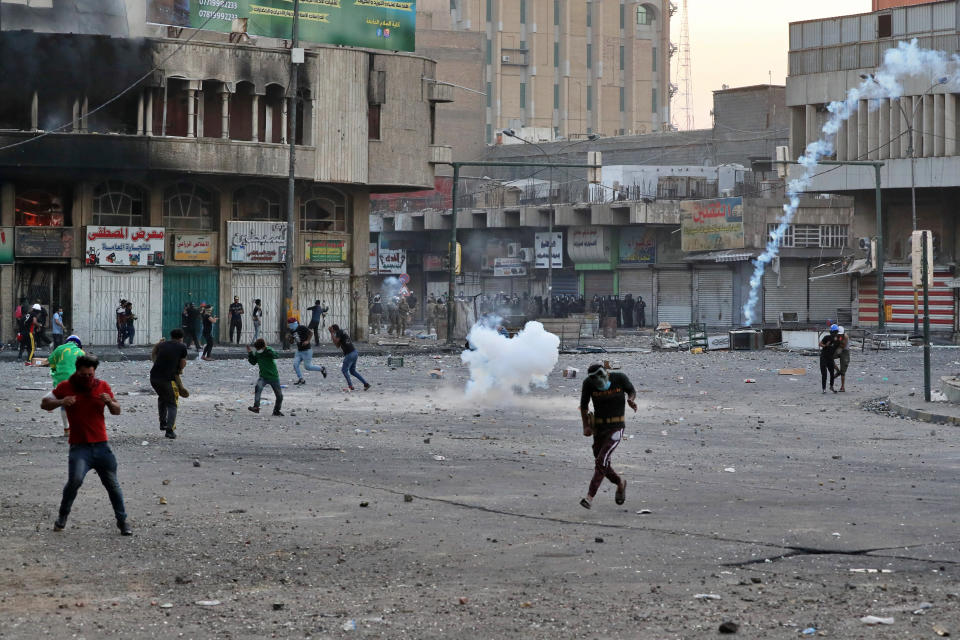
[579,364,637,509]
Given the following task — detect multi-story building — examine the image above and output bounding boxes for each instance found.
[416,0,672,157]
[0,10,446,344]
[787,0,960,332]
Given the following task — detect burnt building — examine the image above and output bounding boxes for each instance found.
[0,31,449,344]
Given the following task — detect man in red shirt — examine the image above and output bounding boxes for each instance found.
[41,354,131,535]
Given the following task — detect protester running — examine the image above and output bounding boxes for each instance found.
[247,338,284,416]
[288,317,326,385]
[328,324,370,391]
[578,364,636,509]
[151,328,189,439]
[820,324,840,393]
[48,334,85,437]
[41,354,131,536]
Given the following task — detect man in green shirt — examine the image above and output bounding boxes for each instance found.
[246,338,283,416]
[48,335,84,436]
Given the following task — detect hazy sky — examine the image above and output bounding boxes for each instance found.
[680,0,872,129]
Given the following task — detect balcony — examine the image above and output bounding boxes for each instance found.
[427,82,455,103]
[429,144,453,165]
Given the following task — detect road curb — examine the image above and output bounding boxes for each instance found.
[886,396,960,426]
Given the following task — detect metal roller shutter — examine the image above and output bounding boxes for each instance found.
[298,273,352,334]
[232,268,283,343]
[618,269,653,305]
[583,271,615,298]
[695,268,734,327]
[859,269,955,330]
[550,269,579,296]
[483,278,503,296]
[656,269,692,325]
[80,269,160,346]
[763,260,808,324]
[808,271,851,327]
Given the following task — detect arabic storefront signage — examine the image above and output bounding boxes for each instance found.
[174,234,213,261]
[146,0,417,53]
[228,221,287,263]
[16,227,75,258]
[377,248,406,274]
[307,238,348,263]
[680,197,745,252]
[534,232,563,269]
[0,228,13,264]
[568,227,612,264]
[423,253,446,272]
[493,257,526,277]
[85,227,165,266]
[619,227,656,265]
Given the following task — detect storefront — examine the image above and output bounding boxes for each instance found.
[618,226,655,314]
[14,226,75,334]
[694,266,733,327]
[570,226,616,302]
[300,235,352,330]
[228,221,286,343]
[858,267,955,331]
[655,268,693,325]
[762,259,808,324]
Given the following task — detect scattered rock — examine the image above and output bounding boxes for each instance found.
[718,621,739,634]
[403,494,414,502]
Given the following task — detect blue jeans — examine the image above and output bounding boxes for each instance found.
[293,349,324,379]
[59,443,127,522]
[341,350,368,388]
[254,377,283,411]
[126,324,135,345]
[252,321,261,341]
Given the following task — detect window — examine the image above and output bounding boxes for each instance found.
[652,88,657,113]
[619,3,624,29]
[554,42,559,67]
[486,38,492,64]
[587,43,592,68]
[652,46,657,72]
[619,86,625,112]
[300,186,347,233]
[233,185,281,220]
[586,1,592,26]
[619,45,625,71]
[368,104,381,140]
[878,14,892,38]
[554,84,560,109]
[586,85,593,111]
[486,82,492,107]
[520,82,526,109]
[554,0,559,25]
[767,224,849,248]
[520,0,525,23]
[637,6,652,25]
[15,187,69,227]
[486,123,493,143]
[163,183,215,230]
[92,181,146,227]
[486,0,491,22]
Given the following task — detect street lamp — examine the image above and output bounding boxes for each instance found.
[501,129,598,316]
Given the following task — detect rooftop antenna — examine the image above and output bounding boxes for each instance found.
[674,0,694,130]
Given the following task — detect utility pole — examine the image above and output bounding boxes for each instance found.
[922,230,931,401]
[283,0,301,336]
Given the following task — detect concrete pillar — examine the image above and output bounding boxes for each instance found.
[137,92,144,135]
[878,98,889,160]
[280,98,288,144]
[889,98,901,158]
[946,93,957,157]
[196,90,204,138]
[790,107,805,156]
[220,90,229,139]
[186,89,196,137]
[72,98,80,132]
[867,103,879,160]
[252,95,259,141]
[857,99,868,159]
[145,90,154,136]
[804,104,817,148]
[836,120,848,161]
[846,107,858,161]
[900,97,912,159]
[0,264,14,343]
[350,194,371,341]
[934,93,945,157]
[81,96,88,133]
[923,93,934,157]
[30,91,38,131]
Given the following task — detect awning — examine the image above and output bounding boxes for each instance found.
[808,258,873,280]
[684,250,758,263]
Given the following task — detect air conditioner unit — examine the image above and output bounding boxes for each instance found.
[501,55,511,63]
[518,248,534,263]
[507,242,520,257]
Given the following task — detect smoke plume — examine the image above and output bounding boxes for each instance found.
[461,320,560,400]
[742,39,958,324]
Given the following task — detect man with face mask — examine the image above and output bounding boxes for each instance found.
[246,338,283,415]
[579,363,637,509]
[288,318,327,385]
[41,354,131,536]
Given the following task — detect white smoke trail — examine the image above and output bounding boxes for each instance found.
[461,320,560,400]
[742,39,957,325]
[381,276,403,300]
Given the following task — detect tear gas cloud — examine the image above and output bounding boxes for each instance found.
[461,319,560,401]
[381,276,403,300]
[742,39,959,324]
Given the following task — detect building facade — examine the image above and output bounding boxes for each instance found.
[416,0,672,154]
[787,0,960,332]
[0,31,446,345]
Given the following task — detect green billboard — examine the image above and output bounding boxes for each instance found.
[147,0,416,52]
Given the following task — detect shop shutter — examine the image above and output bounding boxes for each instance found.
[298,273,352,333]
[859,269,955,330]
[656,269,692,325]
[808,270,851,327]
[763,260,808,324]
[583,271,615,298]
[618,268,653,306]
[550,269,579,296]
[695,268,734,327]
[82,269,158,345]
[232,268,283,343]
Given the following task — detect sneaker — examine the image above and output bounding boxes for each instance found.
[320,366,327,379]
[615,480,627,505]
[165,428,177,439]
[53,516,66,531]
[363,383,371,391]
[117,520,132,536]
[248,406,260,414]
[272,410,284,417]
[579,497,592,510]
[294,379,306,386]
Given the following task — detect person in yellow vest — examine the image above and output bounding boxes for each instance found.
[48,335,84,437]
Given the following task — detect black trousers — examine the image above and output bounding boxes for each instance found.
[309,321,321,345]
[183,328,201,350]
[230,320,242,344]
[151,378,179,431]
[820,356,837,391]
[202,332,215,357]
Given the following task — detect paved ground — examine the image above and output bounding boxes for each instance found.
[1,339,959,638]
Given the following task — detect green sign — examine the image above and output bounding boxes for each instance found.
[307,238,348,263]
[147,0,416,52]
[0,228,12,264]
